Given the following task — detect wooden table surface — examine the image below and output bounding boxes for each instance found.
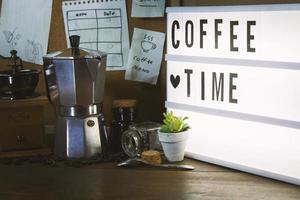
[0,158,299,200]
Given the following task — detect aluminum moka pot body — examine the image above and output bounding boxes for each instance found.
[43,35,108,159]
[46,56,106,107]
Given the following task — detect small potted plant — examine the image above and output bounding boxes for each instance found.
[158,111,190,162]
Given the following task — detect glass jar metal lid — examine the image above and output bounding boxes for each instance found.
[121,122,161,158]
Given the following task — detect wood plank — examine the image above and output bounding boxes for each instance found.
[0,159,299,200]
[0,95,48,108]
[0,148,51,158]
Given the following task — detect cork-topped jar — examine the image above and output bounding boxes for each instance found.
[111,99,137,153]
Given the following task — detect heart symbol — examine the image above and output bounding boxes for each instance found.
[170,74,180,88]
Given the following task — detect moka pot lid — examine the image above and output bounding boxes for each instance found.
[44,35,106,60]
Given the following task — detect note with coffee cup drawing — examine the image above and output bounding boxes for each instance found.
[125,28,165,85]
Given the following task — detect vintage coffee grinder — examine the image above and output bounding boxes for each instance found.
[43,35,109,159]
[0,50,46,153]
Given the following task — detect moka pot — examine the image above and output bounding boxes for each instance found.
[43,35,108,159]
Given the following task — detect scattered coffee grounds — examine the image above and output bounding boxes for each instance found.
[0,152,127,168]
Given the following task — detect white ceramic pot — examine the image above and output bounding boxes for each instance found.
[158,130,189,162]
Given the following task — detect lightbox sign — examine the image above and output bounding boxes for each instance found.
[166,4,300,185]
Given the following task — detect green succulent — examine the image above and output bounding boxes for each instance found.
[160,111,190,133]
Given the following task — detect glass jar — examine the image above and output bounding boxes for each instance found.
[121,122,161,157]
[111,99,137,153]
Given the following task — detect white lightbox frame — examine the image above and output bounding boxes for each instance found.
[166,4,300,185]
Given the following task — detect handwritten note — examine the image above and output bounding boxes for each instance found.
[62,0,130,71]
[125,28,165,85]
[131,0,165,18]
[0,0,52,64]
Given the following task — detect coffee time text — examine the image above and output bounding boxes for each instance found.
[183,69,238,104]
[171,19,256,52]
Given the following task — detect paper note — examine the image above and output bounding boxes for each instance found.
[131,0,165,18]
[62,0,130,71]
[125,28,165,85]
[0,0,52,65]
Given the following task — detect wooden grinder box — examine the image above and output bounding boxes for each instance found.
[0,96,48,152]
